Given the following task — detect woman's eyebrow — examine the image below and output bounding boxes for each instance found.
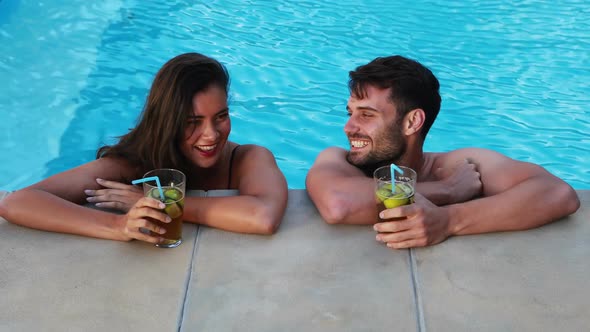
[187,108,229,119]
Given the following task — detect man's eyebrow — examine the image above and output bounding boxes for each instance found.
[347,105,380,112]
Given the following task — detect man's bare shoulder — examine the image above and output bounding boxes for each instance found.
[310,146,350,167]
[308,147,364,179]
[428,148,511,169]
[317,146,348,159]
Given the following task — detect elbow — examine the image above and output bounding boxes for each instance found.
[561,185,580,216]
[252,205,283,235]
[550,182,580,218]
[257,215,281,235]
[316,197,348,225]
[0,191,14,222]
[0,198,7,220]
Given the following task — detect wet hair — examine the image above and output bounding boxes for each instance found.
[97,52,230,176]
[348,55,441,139]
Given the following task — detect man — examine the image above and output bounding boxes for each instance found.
[305,55,580,249]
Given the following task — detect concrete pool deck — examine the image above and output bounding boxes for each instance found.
[1,189,589,331]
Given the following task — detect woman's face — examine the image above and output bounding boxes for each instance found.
[181,84,231,169]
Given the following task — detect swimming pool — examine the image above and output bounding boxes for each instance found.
[1,0,588,190]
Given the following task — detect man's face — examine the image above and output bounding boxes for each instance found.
[344,85,406,173]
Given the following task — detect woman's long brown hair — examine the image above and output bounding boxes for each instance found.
[97,52,230,177]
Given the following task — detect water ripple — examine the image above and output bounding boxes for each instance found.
[0,0,588,189]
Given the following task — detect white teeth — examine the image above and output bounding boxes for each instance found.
[196,144,216,151]
[350,140,368,148]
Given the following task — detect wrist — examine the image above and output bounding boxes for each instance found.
[441,182,453,205]
[111,214,132,241]
[444,204,463,236]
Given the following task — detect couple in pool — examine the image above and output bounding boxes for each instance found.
[0,53,580,249]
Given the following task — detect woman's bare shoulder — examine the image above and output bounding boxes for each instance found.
[233,144,276,160]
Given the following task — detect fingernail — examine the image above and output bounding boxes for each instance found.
[84,190,92,195]
[95,203,103,207]
[159,228,166,234]
[379,212,384,219]
[159,203,165,209]
[375,235,381,242]
[165,216,171,223]
[373,224,379,231]
[86,197,93,202]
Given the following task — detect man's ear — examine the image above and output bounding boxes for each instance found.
[403,108,425,135]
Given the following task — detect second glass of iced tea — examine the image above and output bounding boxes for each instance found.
[373,165,417,219]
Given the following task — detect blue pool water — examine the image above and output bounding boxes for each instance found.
[0,0,588,190]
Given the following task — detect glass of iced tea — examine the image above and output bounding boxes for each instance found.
[141,168,185,248]
[373,165,417,218]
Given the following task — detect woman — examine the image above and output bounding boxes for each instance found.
[0,53,288,243]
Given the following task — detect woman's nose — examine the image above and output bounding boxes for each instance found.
[202,120,219,139]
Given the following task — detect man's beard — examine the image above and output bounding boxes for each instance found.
[346,121,406,177]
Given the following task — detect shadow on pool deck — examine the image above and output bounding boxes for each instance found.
[1,189,589,331]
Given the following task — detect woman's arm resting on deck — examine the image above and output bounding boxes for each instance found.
[182,145,288,235]
[0,158,168,243]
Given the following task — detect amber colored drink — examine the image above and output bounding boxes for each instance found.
[142,168,186,248]
[147,187,184,247]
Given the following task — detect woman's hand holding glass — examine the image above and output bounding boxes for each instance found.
[116,197,170,244]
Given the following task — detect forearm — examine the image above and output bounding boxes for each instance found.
[416,181,451,205]
[447,176,580,235]
[307,187,379,225]
[183,195,286,235]
[1,189,128,241]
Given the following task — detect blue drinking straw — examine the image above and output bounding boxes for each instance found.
[390,163,403,193]
[132,176,165,201]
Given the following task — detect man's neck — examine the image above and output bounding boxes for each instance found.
[396,149,425,176]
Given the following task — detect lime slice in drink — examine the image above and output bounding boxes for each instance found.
[164,200,183,219]
[383,196,410,209]
[382,183,413,208]
[376,188,391,202]
[164,188,182,201]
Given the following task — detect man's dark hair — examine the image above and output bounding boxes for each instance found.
[348,55,441,139]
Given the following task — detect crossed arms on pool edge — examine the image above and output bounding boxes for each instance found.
[0,55,581,249]
[305,55,580,249]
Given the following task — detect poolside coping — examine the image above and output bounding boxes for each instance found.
[0,189,589,331]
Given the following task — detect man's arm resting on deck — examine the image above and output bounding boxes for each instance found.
[306,147,378,225]
[376,148,580,248]
[446,151,580,235]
